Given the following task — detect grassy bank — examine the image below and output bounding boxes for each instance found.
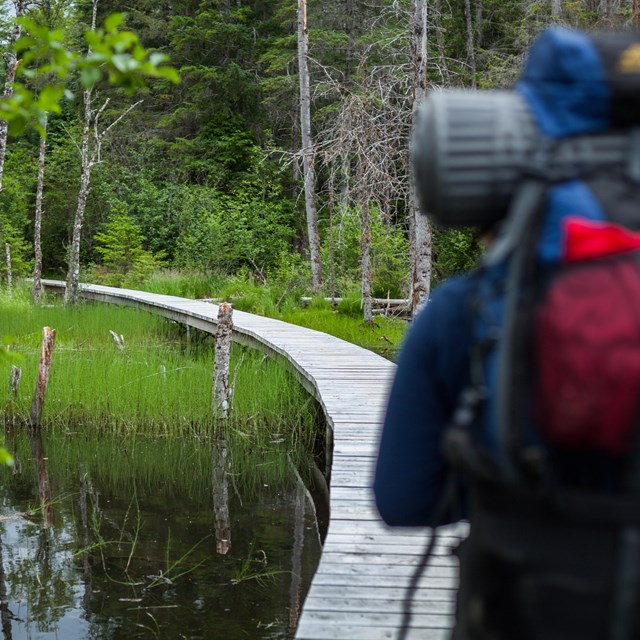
[142,270,408,360]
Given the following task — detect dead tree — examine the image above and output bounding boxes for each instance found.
[65,0,142,304]
[0,0,30,192]
[32,115,47,304]
[297,0,323,294]
[409,0,433,317]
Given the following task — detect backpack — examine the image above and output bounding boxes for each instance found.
[440,28,640,640]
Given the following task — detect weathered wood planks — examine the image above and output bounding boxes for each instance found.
[40,280,463,640]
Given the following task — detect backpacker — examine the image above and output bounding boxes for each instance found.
[437,28,640,640]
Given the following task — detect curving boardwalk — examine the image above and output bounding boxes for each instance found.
[41,280,464,640]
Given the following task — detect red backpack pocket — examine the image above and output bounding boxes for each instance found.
[535,255,640,455]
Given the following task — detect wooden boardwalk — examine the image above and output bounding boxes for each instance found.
[41,280,464,640]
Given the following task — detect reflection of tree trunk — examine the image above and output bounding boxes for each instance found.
[30,429,55,528]
[79,468,93,607]
[0,537,12,640]
[288,480,306,631]
[212,441,231,555]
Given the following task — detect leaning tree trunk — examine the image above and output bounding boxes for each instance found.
[409,0,433,317]
[32,116,48,304]
[298,0,323,295]
[0,0,28,192]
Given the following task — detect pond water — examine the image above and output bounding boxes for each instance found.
[0,431,323,639]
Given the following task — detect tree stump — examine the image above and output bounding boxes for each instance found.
[29,327,56,430]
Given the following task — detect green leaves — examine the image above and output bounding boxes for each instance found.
[2,12,180,135]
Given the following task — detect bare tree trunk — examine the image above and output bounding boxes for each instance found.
[550,0,563,17]
[464,0,477,87]
[358,160,374,324]
[65,0,98,305]
[298,0,323,295]
[212,440,231,555]
[409,0,433,317]
[33,116,47,304]
[476,0,483,48]
[635,0,640,26]
[0,0,28,192]
[29,326,56,430]
[213,303,233,419]
[4,243,11,297]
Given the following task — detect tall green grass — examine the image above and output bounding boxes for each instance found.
[0,287,320,460]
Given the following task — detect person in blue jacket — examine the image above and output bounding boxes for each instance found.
[373,272,476,527]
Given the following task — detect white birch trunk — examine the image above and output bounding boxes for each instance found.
[4,243,11,297]
[32,115,47,304]
[298,0,323,294]
[0,0,28,192]
[409,0,433,317]
[65,0,98,305]
[213,303,233,419]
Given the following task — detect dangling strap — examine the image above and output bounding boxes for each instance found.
[493,179,549,482]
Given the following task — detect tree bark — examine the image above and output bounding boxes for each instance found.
[32,115,47,304]
[358,160,374,324]
[298,0,323,294]
[65,0,98,305]
[213,303,233,419]
[635,0,640,27]
[464,0,477,87]
[29,326,56,430]
[409,0,433,317]
[4,243,11,297]
[551,0,563,17]
[0,0,28,192]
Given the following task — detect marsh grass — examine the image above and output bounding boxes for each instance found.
[0,287,319,460]
[140,270,408,359]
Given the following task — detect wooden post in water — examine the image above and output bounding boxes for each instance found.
[213,303,233,419]
[29,327,56,430]
[4,243,11,297]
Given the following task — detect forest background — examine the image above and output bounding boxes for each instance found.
[0,0,637,320]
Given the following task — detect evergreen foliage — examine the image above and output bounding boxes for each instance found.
[0,0,634,297]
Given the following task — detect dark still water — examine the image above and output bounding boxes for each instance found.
[0,431,322,639]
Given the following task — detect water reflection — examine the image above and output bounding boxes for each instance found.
[0,431,322,639]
